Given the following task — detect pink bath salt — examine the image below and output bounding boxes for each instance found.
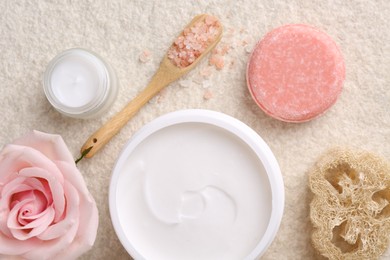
[215,44,230,55]
[208,43,232,70]
[199,66,213,78]
[247,24,345,122]
[167,15,221,68]
[209,53,224,70]
[203,89,213,100]
[139,49,152,63]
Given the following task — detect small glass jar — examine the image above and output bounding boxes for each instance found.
[43,48,118,119]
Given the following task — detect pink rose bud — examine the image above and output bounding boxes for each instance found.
[0,131,99,259]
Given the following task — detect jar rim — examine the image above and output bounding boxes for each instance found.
[43,48,110,116]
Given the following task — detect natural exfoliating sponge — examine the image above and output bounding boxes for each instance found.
[309,148,390,259]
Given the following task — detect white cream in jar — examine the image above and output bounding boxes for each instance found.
[110,110,284,260]
[43,48,118,119]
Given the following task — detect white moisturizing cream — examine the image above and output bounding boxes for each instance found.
[43,48,118,119]
[110,110,284,260]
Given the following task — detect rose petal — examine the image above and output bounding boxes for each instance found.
[7,198,33,240]
[12,190,48,226]
[37,180,80,241]
[22,178,51,198]
[55,161,91,201]
[13,130,74,164]
[0,177,28,238]
[1,176,27,200]
[0,145,64,187]
[0,131,99,259]
[25,182,80,260]
[18,177,52,208]
[0,145,28,186]
[8,198,33,229]
[18,204,48,226]
[0,232,40,256]
[18,167,65,222]
[23,207,55,239]
[34,163,98,259]
[22,207,54,230]
[1,176,53,236]
[54,162,98,256]
[8,201,55,240]
[2,176,50,206]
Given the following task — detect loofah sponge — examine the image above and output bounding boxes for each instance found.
[309,148,390,259]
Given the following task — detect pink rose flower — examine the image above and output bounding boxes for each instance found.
[0,131,98,259]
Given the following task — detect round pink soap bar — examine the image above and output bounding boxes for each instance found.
[247,24,345,122]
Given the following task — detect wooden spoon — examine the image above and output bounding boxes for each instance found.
[80,14,223,159]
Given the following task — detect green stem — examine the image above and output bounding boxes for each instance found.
[75,146,93,164]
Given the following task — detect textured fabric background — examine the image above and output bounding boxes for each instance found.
[1,0,389,259]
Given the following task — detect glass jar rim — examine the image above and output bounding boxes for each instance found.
[43,48,110,116]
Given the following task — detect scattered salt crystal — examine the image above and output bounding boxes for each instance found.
[199,66,213,78]
[209,53,224,70]
[203,89,213,100]
[139,49,152,63]
[207,43,232,70]
[215,59,224,70]
[167,15,221,68]
[220,44,230,55]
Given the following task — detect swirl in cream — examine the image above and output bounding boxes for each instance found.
[115,123,272,260]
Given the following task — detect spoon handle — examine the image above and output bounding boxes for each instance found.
[80,60,177,158]
[80,14,223,159]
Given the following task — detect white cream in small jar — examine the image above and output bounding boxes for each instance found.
[43,48,118,119]
[110,110,285,260]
